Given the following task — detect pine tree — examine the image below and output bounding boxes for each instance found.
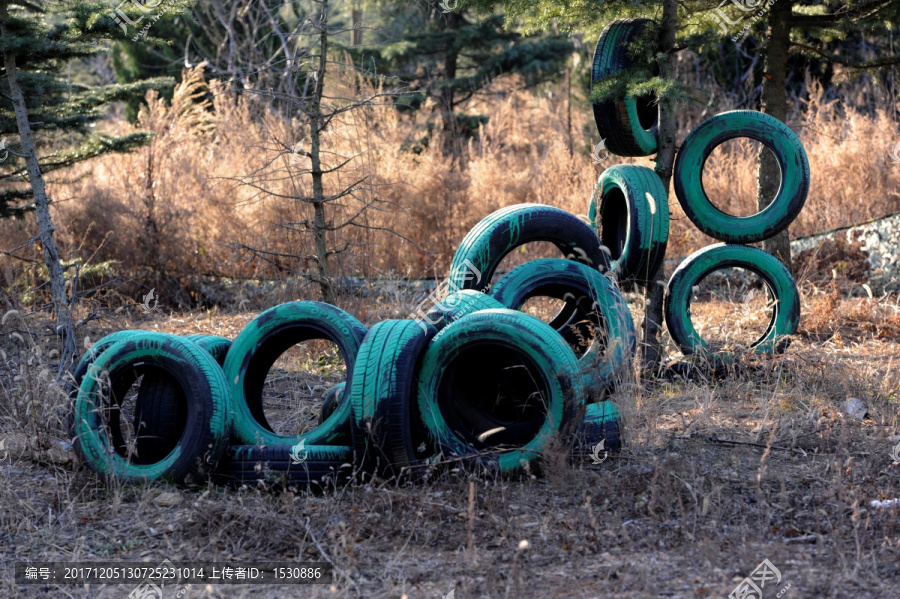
[0,0,186,367]
[351,2,574,152]
[748,0,900,271]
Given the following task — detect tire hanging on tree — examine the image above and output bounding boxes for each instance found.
[673,110,810,244]
[591,18,659,157]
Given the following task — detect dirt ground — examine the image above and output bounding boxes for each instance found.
[2,287,900,599]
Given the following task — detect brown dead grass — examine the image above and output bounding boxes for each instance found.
[1,290,900,598]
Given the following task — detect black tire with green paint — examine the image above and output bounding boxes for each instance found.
[673,110,810,243]
[664,243,800,355]
[349,320,437,477]
[185,334,232,365]
[416,309,586,474]
[223,301,367,447]
[216,444,352,490]
[422,289,504,331]
[589,165,669,282]
[574,401,622,454]
[448,204,611,293]
[72,333,233,483]
[66,330,154,439]
[488,258,636,393]
[591,18,659,157]
[134,334,232,463]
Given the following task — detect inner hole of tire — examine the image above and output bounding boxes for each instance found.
[521,293,605,358]
[689,266,776,351]
[600,187,628,262]
[261,338,344,437]
[437,344,549,449]
[635,94,657,130]
[702,139,780,217]
[105,366,187,464]
[493,241,561,280]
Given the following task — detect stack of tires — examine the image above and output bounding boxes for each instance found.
[589,19,807,364]
[69,206,634,488]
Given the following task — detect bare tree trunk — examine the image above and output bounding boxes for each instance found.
[758,0,793,271]
[0,0,77,367]
[309,0,335,304]
[640,0,679,375]
[352,5,363,47]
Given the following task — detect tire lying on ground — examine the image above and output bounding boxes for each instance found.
[216,444,352,489]
[673,110,810,244]
[448,203,611,337]
[223,301,367,447]
[184,334,232,365]
[589,165,669,282]
[349,320,437,477]
[573,401,622,454]
[65,330,153,439]
[420,289,504,331]
[448,204,611,292]
[664,243,800,356]
[134,334,233,463]
[591,18,659,157]
[488,258,636,393]
[72,332,233,483]
[416,309,586,475]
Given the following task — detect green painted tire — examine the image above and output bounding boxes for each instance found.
[591,19,658,157]
[185,334,232,366]
[349,320,437,476]
[574,401,622,454]
[420,289,505,331]
[66,330,154,439]
[223,301,367,447]
[673,110,810,243]
[416,309,586,475]
[488,258,636,393]
[319,382,346,425]
[72,333,233,483]
[664,243,800,355]
[133,334,232,463]
[589,165,669,281]
[448,203,611,293]
[216,444,352,490]
[448,203,610,338]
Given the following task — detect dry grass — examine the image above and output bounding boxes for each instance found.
[1,288,900,598]
[2,65,898,310]
[2,50,900,599]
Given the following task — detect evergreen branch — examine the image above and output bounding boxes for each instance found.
[790,42,900,69]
